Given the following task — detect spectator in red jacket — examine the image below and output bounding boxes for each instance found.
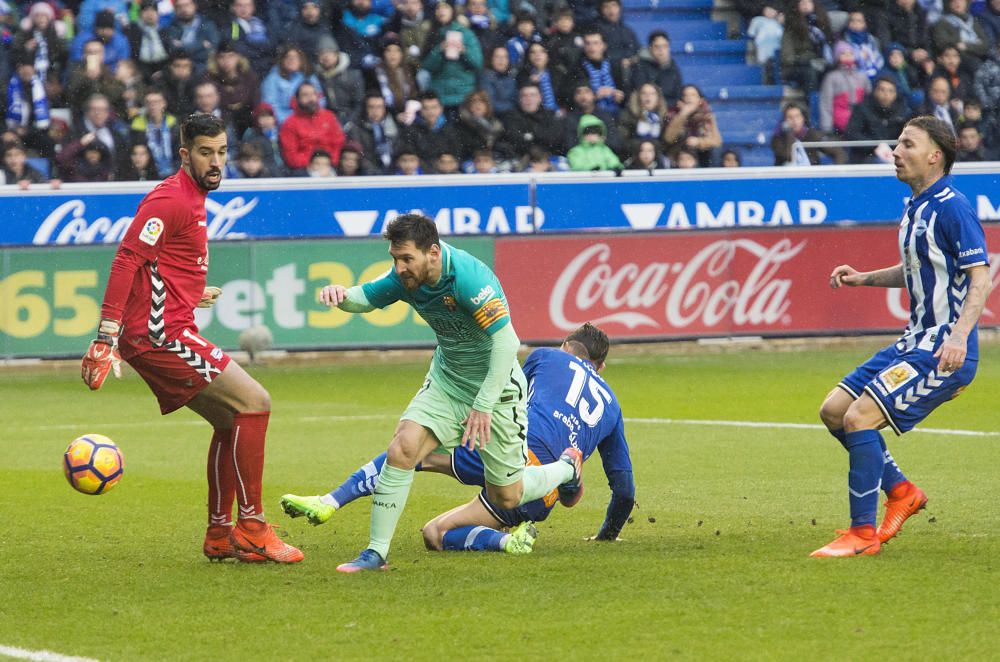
[279,82,345,172]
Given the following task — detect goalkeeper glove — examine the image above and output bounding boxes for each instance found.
[81,318,122,391]
[197,286,222,309]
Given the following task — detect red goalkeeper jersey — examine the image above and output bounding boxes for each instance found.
[100,169,209,359]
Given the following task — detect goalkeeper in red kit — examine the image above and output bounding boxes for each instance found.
[80,113,303,564]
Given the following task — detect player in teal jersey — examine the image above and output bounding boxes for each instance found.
[320,213,582,572]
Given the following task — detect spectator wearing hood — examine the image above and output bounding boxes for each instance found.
[843,74,909,163]
[56,133,115,181]
[567,114,622,171]
[337,140,369,175]
[279,81,345,170]
[285,0,334,63]
[162,0,220,72]
[241,102,286,173]
[421,0,483,113]
[771,101,846,165]
[346,93,399,174]
[819,41,871,134]
[563,82,624,156]
[314,37,364,125]
[261,44,322,125]
[840,11,883,79]
[878,42,923,108]
[71,10,132,69]
[228,0,274,74]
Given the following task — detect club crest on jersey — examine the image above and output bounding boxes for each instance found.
[878,362,918,392]
[139,217,164,246]
[443,295,457,312]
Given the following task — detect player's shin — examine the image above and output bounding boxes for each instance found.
[325,452,388,508]
[877,434,908,494]
[368,463,414,558]
[232,412,269,523]
[518,462,573,505]
[845,430,884,528]
[207,427,235,533]
[441,526,508,552]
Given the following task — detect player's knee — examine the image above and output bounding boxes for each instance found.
[421,522,444,551]
[819,399,843,430]
[386,437,421,470]
[251,386,271,413]
[842,402,878,433]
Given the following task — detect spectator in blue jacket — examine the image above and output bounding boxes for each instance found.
[71,10,131,69]
[261,44,321,125]
[77,0,128,34]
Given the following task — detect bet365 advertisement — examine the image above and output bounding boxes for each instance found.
[0,238,492,357]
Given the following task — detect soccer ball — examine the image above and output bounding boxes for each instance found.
[63,434,124,495]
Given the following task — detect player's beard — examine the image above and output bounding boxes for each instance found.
[195,165,223,191]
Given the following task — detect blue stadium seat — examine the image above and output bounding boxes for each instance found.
[622,0,713,17]
[737,146,778,166]
[629,18,728,42]
[712,109,774,132]
[671,39,747,66]
[681,64,762,86]
[720,129,771,146]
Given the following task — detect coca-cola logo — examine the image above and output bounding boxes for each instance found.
[32,196,257,245]
[549,239,805,331]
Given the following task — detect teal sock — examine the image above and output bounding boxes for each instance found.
[519,462,573,505]
[368,463,414,559]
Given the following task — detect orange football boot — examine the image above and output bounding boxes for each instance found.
[230,520,304,563]
[877,482,928,543]
[810,525,881,558]
[203,525,266,563]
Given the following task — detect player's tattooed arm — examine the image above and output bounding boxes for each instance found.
[830,263,904,288]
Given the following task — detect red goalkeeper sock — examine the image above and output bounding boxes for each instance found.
[232,412,269,521]
[207,427,235,532]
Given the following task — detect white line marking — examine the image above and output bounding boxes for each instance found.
[0,644,99,662]
[623,417,1000,438]
[36,415,998,438]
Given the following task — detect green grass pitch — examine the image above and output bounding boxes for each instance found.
[2,340,999,660]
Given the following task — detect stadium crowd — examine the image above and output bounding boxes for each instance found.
[1,0,999,185]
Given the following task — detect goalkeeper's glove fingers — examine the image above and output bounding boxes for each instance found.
[81,339,122,390]
[82,318,122,390]
[197,286,222,309]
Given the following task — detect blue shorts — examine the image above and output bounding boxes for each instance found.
[451,440,556,525]
[839,343,976,435]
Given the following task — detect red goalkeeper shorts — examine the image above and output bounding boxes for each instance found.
[126,329,232,414]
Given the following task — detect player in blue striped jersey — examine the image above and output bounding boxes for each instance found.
[814,116,993,558]
[281,323,636,553]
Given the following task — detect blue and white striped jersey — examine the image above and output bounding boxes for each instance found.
[897,175,989,360]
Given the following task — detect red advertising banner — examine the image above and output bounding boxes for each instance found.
[496,227,1000,342]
